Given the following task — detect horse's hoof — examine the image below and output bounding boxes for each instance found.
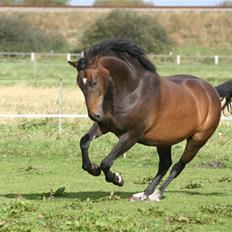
[129,192,147,201]
[91,163,102,176]
[114,173,124,186]
[105,172,124,186]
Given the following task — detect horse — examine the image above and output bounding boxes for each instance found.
[68,38,232,201]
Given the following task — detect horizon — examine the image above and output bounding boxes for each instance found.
[70,0,221,6]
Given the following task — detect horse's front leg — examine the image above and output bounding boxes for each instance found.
[80,122,107,176]
[100,133,137,186]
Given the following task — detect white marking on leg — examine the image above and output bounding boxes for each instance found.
[147,189,161,202]
[82,78,87,85]
[130,192,147,201]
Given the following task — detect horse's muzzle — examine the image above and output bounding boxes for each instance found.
[89,112,103,122]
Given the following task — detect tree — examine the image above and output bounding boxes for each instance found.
[21,0,69,5]
[0,0,20,4]
[81,10,171,54]
[93,0,154,7]
[0,0,70,5]
[218,0,232,6]
[0,15,66,52]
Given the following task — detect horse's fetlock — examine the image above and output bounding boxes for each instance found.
[82,165,88,171]
[100,160,110,171]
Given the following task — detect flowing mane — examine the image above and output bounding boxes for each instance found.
[84,38,157,73]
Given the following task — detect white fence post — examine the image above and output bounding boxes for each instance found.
[214,55,219,65]
[176,55,181,65]
[58,78,64,135]
[31,52,35,62]
[31,52,36,79]
[66,53,71,61]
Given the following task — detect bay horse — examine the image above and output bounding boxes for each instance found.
[68,38,232,201]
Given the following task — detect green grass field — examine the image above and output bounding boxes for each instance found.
[0,120,232,231]
[0,60,232,86]
[1,60,231,115]
[0,60,232,231]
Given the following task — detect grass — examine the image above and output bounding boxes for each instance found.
[0,61,231,115]
[157,64,232,86]
[0,86,86,115]
[0,120,232,231]
[0,55,231,230]
[0,60,232,87]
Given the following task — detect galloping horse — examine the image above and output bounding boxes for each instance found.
[68,38,232,201]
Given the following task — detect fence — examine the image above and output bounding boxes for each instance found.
[1,51,231,82]
[1,51,232,65]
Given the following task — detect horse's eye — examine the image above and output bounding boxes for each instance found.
[92,79,98,87]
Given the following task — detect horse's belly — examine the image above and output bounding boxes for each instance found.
[141,120,197,146]
[140,133,189,146]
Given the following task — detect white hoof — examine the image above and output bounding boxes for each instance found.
[115,173,122,184]
[130,192,147,201]
[147,189,161,202]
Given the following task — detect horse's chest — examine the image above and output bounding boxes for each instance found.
[99,118,125,137]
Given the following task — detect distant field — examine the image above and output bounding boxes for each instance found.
[0,120,232,231]
[0,86,86,115]
[0,60,231,86]
[0,60,231,115]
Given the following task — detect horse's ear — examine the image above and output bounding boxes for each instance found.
[68,61,78,69]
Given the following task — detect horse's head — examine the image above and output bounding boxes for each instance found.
[68,58,111,122]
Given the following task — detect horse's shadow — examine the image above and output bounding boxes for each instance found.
[0,190,227,201]
[1,191,134,201]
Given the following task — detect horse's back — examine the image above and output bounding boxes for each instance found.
[166,74,220,107]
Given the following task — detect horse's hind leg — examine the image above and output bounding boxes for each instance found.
[148,136,207,201]
[130,146,172,201]
[80,122,107,176]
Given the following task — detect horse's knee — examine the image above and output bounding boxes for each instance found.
[80,134,90,150]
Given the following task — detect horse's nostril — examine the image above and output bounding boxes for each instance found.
[90,113,101,121]
[93,113,101,119]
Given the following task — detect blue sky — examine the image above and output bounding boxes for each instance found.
[70,0,220,6]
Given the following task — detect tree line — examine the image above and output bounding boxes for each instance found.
[0,0,231,6]
[0,0,69,5]
[0,0,151,6]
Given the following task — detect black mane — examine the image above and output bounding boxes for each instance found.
[84,38,156,73]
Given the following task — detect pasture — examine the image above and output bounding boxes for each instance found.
[0,60,232,231]
[0,120,232,231]
[0,59,232,115]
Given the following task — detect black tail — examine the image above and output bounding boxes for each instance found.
[215,80,232,114]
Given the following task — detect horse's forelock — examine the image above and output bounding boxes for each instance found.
[77,57,89,71]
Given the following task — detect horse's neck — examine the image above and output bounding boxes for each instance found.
[99,56,144,92]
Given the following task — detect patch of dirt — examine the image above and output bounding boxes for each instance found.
[195,160,226,169]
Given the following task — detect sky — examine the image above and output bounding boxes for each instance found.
[70,0,220,6]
